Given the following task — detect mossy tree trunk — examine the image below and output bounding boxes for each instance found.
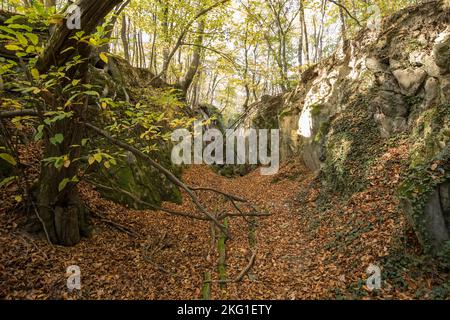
[34,0,123,246]
[36,119,90,246]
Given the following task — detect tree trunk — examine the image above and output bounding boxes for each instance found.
[37,119,90,246]
[299,0,310,64]
[179,19,205,95]
[121,14,130,61]
[35,0,123,246]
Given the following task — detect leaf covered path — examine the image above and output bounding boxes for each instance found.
[1,151,447,299]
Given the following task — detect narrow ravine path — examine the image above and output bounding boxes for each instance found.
[1,161,318,299]
[181,163,314,299]
[0,144,439,299]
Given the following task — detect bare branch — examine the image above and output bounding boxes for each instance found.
[84,122,230,237]
[327,0,361,27]
[0,109,38,119]
[151,0,230,82]
[204,250,257,283]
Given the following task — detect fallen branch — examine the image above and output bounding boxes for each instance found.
[85,122,230,238]
[204,250,257,284]
[0,109,39,119]
[88,178,270,222]
[87,179,209,221]
[90,210,141,238]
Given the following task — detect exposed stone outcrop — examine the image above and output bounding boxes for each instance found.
[240,0,450,253]
[87,57,183,209]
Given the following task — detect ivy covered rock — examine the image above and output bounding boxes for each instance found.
[400,149,450,254]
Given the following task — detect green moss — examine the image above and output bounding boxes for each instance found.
[409,104,449,168]
[92,148,182,209]
[202,271,211,300]
[398,147,450,253]
[311,103,324,117]
[314,120,331,143]
[217,218,228,288]
[322,94,382,195]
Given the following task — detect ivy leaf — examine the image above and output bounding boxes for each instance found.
[50,133,64,145]
[0,153,17,166]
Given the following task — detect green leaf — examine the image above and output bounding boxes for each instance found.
[5,44,22,52]
[31,68,40,80]
[25,33,39,45]
[34,125,45,141]
[94,153,102,163]
[99,52,108,64]
[7,24,33,32]
[17,33,28,46]
[0,176,16,188]
[0,153,17,166]
[61,46,75,54]
[58,176,79,192]
[58,178,70,192]
[84,90,100,97]
[0,34,15,40]
[50,133,64,145]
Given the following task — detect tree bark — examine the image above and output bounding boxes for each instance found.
[35,0,123,246]
[179,20,205,95]
[121,14,130,61]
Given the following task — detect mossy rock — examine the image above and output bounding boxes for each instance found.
[399,148,450,254]
[322,95,382,194]
[434,36,450,73]
[91,145,182,210]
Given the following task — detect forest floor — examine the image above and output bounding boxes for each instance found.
[1,142,449,299]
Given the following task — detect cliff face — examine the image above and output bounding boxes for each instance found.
[278,1,449,168]
[244,1,450,253]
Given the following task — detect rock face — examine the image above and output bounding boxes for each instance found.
[87,58,183,209]
[240,1,450,253]
[405,182,450,253]
[92,149,182,210]
[392,68,428,96]
[277,1,449,169]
